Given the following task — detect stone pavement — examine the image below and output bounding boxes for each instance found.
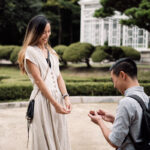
[0,96,122,109]
[0,103,118,150]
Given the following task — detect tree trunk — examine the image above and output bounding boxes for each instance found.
[69,13,73,43]
[85,58,91,68]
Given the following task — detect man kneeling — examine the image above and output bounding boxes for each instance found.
[88,58,149,150]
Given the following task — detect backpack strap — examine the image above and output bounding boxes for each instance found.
[127,95,150,149]
[127,95,144,147]
[128,95,148,111]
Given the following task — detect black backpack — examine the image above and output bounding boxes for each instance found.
[128,95,150,150]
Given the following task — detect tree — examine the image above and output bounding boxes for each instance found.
[0,0,42,45]
[44,0,80,46]
[63,42,95,68]
[54,45,68,66]
[91,46,109,62]
[0,0,80,46]
[94,0,150,32]
[91,46,140,63]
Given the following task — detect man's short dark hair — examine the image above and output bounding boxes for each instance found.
[110,58,137,78]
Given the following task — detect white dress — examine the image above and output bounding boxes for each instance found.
[24,45,71,150]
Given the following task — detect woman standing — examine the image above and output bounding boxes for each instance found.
[18,15,72,150]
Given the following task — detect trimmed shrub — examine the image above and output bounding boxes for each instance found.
[1,82,150,100]
[103,46,124,61]
[91,46,109,62]
[0,46,14,60]
[65,78,150,83]
[0,84,32,100]
[0,76,9,81]
[92,46,140,62]
[66,82,120,96]
[63,42,95,67]
[54,45,68,66]
[111,46,124,60]
[92,46,124,62]
[0,45,21,64]
[10,46,20,64]
[141,83,150,96]
[121,46,141,60]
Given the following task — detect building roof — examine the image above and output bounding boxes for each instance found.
[78,0,99,5]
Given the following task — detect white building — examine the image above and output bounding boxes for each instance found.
[78,0,150,52]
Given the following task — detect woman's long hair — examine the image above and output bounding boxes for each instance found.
[18,15,53,74]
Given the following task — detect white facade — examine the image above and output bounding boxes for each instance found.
[79,0,149,51]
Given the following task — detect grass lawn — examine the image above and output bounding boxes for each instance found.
[0,63,150,85]
[0,63,150,101]
[0,66,30,86]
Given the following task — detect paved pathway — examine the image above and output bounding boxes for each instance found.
[0,103,118,150]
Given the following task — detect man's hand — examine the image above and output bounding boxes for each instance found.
[97,109,115,123]
[88,110,118,149]
[88,111,103,125]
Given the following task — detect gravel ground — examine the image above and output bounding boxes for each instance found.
[0,103,118,150]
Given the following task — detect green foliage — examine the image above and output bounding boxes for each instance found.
[0,84,32,100]
[54,45,68,65]
[121,46,141,60]
[42,0,80,46]
[0,65,150,100]
[0,46,16,60]
[91,46,109,62]
[92,45,140,62]
[66,82,119,96]
[63,42,95,67]
[0,0,43,45]
[121,0,150,31]
[0,45,21,64]
[111,46,124,60]
[0,76,9,81]
[10,46,21,64]
[65,78,150,84]
[97,46,124,61]
[1,81,150,100]
[94,0,150,32]
[0,0,80,46]
[141,83,150,96]
[94,0,141,18]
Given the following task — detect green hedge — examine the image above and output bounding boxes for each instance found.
[0,45,21,64]
[53,45,68,66]
[0,82,150,100]
[0,46,14,60]
[0,45,141,65]
[66,82,120,96]
[63,42,95,67]
[92,46,141,62]
[121,46,141,60]
[0,84,32,100]
[65,78,150,83]
[91,46,109,62]
[0,76,9,81]
[10,46,20,64]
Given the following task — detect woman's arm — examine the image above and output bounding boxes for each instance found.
[57,73,72,111]
[26,60,70,114]
[57,73,68,96]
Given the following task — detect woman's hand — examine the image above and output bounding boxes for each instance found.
[54,102,71,114]
[64,96,72,112]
